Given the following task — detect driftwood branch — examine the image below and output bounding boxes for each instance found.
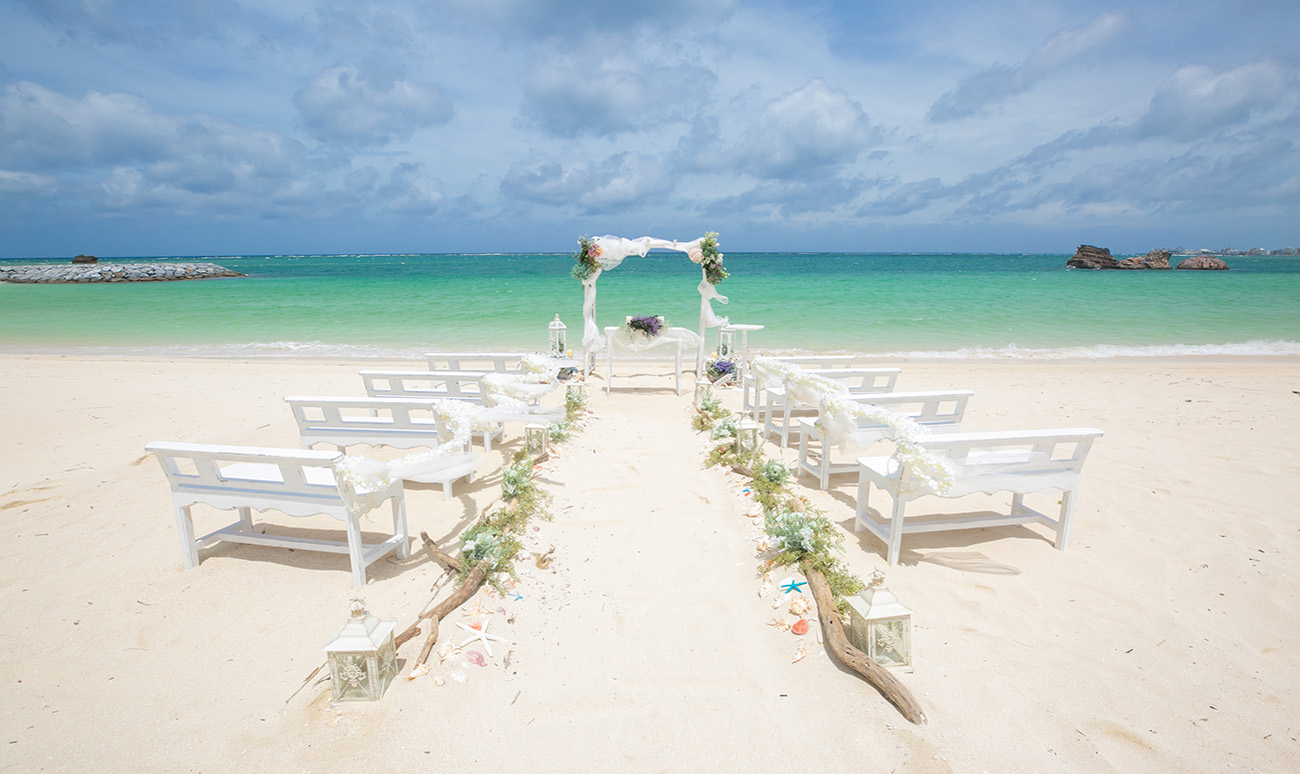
[802,562,927,725]
[393,533,487,667]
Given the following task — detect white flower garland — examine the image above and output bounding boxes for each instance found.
[751,357,955,496]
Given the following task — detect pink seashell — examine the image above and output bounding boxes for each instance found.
[465,650,486,667]
[791,619,810,636]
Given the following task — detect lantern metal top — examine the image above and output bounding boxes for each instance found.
[324,599,396,653]
[858,571,911,621]
[549,314,567,331]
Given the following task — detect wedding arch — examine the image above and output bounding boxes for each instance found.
[570,232,730,374]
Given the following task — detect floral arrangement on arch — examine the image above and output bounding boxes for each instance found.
[571,235,601,281]
[696,231,727,285]
[625,315,665,338]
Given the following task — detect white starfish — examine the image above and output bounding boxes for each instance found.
[455,620,509,657]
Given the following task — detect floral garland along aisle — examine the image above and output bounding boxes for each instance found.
[384,385,594,686]
[689,373,928,724]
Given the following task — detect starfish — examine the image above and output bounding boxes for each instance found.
[779,577,807,594]
[456,620,509,657]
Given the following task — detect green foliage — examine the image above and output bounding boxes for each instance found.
[708,415,739,440]
[700,231,728,285]
[548,422,572,443]
[565,386,588,420]
[698,392,722,414]
[756,458,790,486]
[501,459,535,501]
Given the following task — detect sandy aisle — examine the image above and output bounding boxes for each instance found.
[2,355,1298,772]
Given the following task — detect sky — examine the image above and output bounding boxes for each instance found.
[1,0,1298,258]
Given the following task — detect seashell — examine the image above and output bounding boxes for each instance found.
[465,650,486,667]
[757,582,771,598]
[791,618,810,636]
[406,663,430,680]
[792,641,810,663]
[771,595,785,609]
[789,597,811,616]
[768,617,791,632]
[756,538,774,553]
[437,642,461,663]
[451,671,467,683]
[433,676,446,686]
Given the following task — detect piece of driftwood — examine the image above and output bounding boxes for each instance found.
[781,496,925,724]
[394,532,487,668]
[802,564,927,725]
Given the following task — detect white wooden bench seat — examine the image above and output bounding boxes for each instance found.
[763,367,902,447]
[796,389,975,489]
[854,427,1104,564]
[145,442,408,588]
[284,396,481,497]
[361,369,493,401]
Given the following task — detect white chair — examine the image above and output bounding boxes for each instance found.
[855,428,1104,564]
[145,442,407,589]
[763,368,901,447]
[796,390,975,489]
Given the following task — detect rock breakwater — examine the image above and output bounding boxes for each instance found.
[0,262,244,284]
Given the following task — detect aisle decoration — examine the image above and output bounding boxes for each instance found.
[390,384,593,675]
[687,386,927,725]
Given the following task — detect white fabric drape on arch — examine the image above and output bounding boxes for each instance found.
[580,235,728,374]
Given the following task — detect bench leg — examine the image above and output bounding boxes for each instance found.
[237,506,254,531]
[346,515,367,589]
[175,505,200,570]
[887,498,907,566]
[391,496,409,559]
[854,477,870,532]
[1055,489,1077,550]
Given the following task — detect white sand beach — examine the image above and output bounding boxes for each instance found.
[2,354,1298,771]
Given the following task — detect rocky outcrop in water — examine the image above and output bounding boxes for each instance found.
[0,262,244,283]
[1117,249,1171,270]
[1175,256,1230,270]
[1066,245,1119,269]
[71,254,98,264]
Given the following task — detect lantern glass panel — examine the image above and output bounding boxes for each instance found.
[525,423,549,455]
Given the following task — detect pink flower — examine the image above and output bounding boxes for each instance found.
[588,244,602,258]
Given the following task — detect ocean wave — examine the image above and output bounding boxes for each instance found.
[3,339,1299,361]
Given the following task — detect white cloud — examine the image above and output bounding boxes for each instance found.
[376,162,445,215]
[1137,61,1290,141]
[732,79,877,180]
[928,12,1127,122]
[520,53,716,138]
[500,151,670,212]
[294,66,454,146]
[0,169,59,196]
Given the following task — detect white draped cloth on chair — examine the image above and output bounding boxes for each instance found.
[579,235,729,374]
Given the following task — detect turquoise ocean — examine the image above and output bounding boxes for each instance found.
[2,252,1298,360]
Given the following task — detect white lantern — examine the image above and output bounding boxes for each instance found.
[548,314,567,356]
[735,417,760,456]
[717,326,736,358]
[847,570,913,671]
[324,600,398,702]
[694,380,713,408]
[524,422,549,456]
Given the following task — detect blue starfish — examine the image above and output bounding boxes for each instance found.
[508,591,524,601]
[780,579,807,594]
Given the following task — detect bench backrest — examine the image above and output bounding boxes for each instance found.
[284,396,454,444]
[843,390,974,427]
[425,352,526,373]
[918,428,1103,494]
[360,370,488,401]
[809,367,901,394]
[146,441,344,504]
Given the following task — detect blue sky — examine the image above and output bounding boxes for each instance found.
[1,0,1297,257]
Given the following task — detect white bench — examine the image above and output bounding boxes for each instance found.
[796,390,975,489]
[425,352,527,373]
[742,355,861,420]
[855,427,1104,564]
[145,442,408,589]
[284,396,481,496]
[763,368,902,447]
[361,369,491,401]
